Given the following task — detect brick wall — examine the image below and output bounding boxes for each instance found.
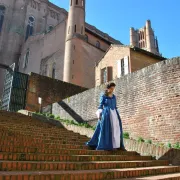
[25,73,87,112]
[52,57,180,144]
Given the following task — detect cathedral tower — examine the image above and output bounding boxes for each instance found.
[130,20,160,56]
[63,0,85,85]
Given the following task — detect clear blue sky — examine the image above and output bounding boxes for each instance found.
[50,0,179,58]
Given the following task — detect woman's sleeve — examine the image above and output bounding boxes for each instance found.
[98,94,104,110]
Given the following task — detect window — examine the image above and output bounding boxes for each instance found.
[82,0,84,6]
[117,56,129,78]
[101,67,113,84]
[85,34,88,42]
[0,6,5,32]
[96,41,100,48]
[52,63,56,79]
[43,64,47,76]
[25,16,35,41]
[74,25,76,33]
[121,59,125,75]
[76,0,78,5]
[23,50,30,69]
[70,0,72,6]
[101,68,107,84]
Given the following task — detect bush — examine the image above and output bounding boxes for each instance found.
[55,116,60,120]
[138,137,145,142]
[166,142,172,148]
[123,132,130,139]
[173,142,180,149]
[48,114,55,118]
[42,112,47,116]
[145,140,152,144]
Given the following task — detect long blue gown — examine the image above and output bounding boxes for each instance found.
[86,94,125,150]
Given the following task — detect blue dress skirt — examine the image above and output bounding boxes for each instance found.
[86,94,125,150]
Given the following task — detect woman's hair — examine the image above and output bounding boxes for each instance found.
[104,82,116,96]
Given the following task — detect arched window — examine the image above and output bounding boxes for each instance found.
[25,16,35,41]
[76,0,78,5]
[0,6,6,32]
[23,49,30,69]
[96,41,100,48]
[85,34,88,42]
[52,63,56,79]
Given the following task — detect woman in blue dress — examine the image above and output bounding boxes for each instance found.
[86,82,126,151]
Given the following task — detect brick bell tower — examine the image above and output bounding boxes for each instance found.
[63,0,86,86]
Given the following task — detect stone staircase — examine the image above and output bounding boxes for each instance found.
[0,110,180,179]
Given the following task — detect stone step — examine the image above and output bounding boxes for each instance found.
[121,173,180,180]
[0,130,87,136]
[0,135,89,142]
[0,131,88,139]
[0,145,138,156]
[0,142,89,150]
[0,160,169,171]
[0,127,75,134]
[0,139,86,146]
[0,166,179,179]
[0,153,152,162]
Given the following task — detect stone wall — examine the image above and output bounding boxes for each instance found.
[52,57,180,144]
[25,73,87,112]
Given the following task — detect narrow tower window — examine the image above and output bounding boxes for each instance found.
[81,26,83,34]
[82,0,84,6]
[74,25,76,33]
[76,0,78,5]
[70,0,72,6]
[52,63,56,79]
[25,16,35,41]
[23,49,30,69]
[0,6,6,32]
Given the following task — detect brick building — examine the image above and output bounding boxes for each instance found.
[95,45,166,86]
[0,0,162,96]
